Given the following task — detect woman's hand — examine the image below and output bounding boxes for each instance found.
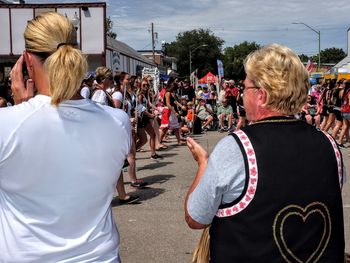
[186,137,209,166]
[10,54,34,105]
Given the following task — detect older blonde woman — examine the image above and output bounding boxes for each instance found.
[2,12,130,262]
[185,44,345,262]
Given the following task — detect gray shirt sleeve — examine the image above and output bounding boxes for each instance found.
[187,135,246,225]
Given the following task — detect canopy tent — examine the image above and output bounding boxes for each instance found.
[198,72,217,84]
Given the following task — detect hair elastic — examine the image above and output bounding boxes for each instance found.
[56,43,76,50]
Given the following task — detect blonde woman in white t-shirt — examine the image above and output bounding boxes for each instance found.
[3,12,131,262]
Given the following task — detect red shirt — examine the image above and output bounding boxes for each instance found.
[225,87,239,98]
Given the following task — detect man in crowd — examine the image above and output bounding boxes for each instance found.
[179,79,196,103]
[195,98,214,131]
[224,79,239,120]
[185,44,345,262]
[217,98,233,132]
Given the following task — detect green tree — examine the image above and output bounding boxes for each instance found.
[106,17,117,39]
[166,29,224,78]
[311,47,346,63]
[298,54,309,63]
[223,41,260,80]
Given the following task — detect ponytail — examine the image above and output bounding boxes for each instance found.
[24,12,87,106]
[45,45,87,105]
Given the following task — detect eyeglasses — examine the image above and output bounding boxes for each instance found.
[243,86,259,94]
[142,83,150,87]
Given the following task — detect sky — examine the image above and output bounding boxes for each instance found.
[25,0,350,56]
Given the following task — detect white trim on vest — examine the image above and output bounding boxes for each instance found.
[322,131,344,189]
[216,130,258,218]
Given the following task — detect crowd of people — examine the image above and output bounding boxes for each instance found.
[0,11,348,263]
[303,78,350,148]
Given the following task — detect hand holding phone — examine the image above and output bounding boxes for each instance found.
[10,53,34,105]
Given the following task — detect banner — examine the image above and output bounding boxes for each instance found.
[217,59,224,80]
[142,67,160,94]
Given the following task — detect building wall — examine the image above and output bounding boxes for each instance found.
[0,3,106,80]
[105,48,155,75]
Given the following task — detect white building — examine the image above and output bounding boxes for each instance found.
[334,28,350,73]
[0,2,155,83]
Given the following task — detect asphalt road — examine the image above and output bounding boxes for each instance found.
[112,130,350,263]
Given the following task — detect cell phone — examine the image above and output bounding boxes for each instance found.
[22,61,29,79]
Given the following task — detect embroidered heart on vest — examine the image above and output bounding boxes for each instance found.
[273,202,331,263]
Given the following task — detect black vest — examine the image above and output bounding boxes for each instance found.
[210,118,344,263]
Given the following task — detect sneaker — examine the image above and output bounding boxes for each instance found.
[219,128,224,133]
[150,153,162,160]
[130,180,148,188]
[118,195,140,205]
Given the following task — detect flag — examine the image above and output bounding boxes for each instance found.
[217,59,224,80]
[190,69,198,88]
[306,59,316,72]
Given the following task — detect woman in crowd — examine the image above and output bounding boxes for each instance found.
[110,71,126,108]
[331,79,346,139]
[124,75,147,188]
[1,12,130,262]
[337,80,350,147]
[208,82,217,108]
[159,80,184,145]
[319,80,332,130]
[91,66,139,203]
[91,66,115,107]
[324,80,341,134]
[136,77,161,160]
[302,95,321,128]
[80,72,95,99]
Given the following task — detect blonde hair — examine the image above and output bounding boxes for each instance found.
[137,77,150,96]
[24,12,87,105]
[244,44,309,115]
[95,66,113,84]
[191,227,210,263]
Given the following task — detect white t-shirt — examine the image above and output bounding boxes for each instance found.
[111,91,123,102]
[91,89,108,105]
[0,95,131,262]
[80,86,91,99]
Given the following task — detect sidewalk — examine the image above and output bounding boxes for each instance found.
[112,131,350,262]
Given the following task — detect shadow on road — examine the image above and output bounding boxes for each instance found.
[137,161,173,171]
[134,187,166,202]
[156,152,177,158]
[142,173,175,185]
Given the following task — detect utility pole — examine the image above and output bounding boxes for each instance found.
[189,44,208,76]
[151,22,155,63]
[292,22,321,71]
